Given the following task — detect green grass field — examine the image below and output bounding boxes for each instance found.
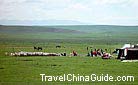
[0,56,138,84]
[0,25,138,84]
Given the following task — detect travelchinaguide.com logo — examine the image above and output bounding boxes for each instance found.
[40,74,134,82]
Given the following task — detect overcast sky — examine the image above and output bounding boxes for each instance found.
[0,0,138,25]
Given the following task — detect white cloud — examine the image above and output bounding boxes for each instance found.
[93,0,127,5]
[69,3,89,10]
[0,0,138,25]
[0,0,27,4]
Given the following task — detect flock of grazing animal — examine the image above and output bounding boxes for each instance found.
[10,46,61,56]
[10,51,61,56]
[9,46,65,57]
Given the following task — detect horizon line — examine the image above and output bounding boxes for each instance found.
[0,24,138,27]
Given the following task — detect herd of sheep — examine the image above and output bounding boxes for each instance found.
[10,51,61,56]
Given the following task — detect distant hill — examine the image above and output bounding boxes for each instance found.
[0,25,138,44]
[0,25,138,35]
[49,25,138,33]
[0,25,83,34]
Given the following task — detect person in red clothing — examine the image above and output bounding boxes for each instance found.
[73,50,77,56]
[93,49,97,57]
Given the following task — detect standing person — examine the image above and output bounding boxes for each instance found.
[86,47,89,56]
[97,49,101,56]
[95,49,97,56]
[101,49,103,54]
[105,49,107,52]
[87,47,89,51]
[90,49,93,57]
[101,49,104,56]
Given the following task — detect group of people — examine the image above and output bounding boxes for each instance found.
[69,48,111,59]
[87,49,104,57]
[87,48,111,59]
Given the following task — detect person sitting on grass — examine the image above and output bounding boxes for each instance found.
[73,50,77,56]
[102,52,111,59]
[93,49,97,57]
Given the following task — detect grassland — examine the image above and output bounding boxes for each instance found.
[0,25,138,84]
[1,56,138,84]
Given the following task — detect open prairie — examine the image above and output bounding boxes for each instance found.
[0,25,138,84]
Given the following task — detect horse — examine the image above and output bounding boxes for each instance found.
[34,46,38,50]
[56,45,61,48]
[37,47,42,50]
[34,46,42,51]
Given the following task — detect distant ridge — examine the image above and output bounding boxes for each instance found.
[0,25,138,43]
[0,25,84,34]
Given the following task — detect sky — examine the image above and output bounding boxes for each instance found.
[0,0,138,25]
